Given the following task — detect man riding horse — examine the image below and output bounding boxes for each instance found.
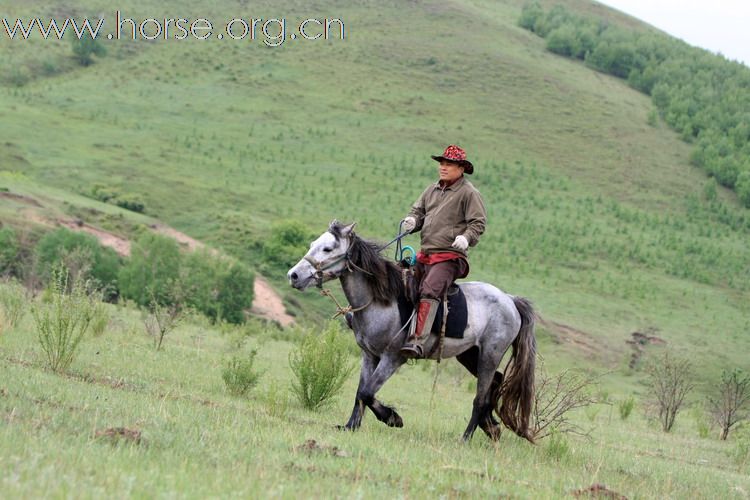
[400,145,487,359]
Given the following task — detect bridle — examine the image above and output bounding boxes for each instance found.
[303,228,406,316]
[304,248,352,289]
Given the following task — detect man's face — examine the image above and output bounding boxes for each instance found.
[439,161,464,182]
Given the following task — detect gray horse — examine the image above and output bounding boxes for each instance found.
[287,221,537,442]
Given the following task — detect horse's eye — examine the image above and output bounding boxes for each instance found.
[323,247,333,253]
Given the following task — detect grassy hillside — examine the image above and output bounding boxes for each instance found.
[1,0,749,495]
[3,0,748,370]
[2,302,749,498]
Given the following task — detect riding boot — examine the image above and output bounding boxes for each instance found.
[400,298,439,359]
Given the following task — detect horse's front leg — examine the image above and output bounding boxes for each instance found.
[359,354,406,428]
[341,352,377,431]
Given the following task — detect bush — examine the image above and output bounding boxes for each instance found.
[34,228,121,296]
[619,396,635,420]
[180,251,255,324]
[289,321,354,410]
[546,26,580,58]
[89,299,110,337]
[262,220,314,270]
[119,233,181,307]
[216,261,254,324]
[645,351,694,432]
[0,227,19,277]
[71,34,106,66]
[114,194,146,213]
[143,298,183,351]
[32,266,95,373]
[0,279,27,330]
[532,365,599,439]
[222,350,260,397]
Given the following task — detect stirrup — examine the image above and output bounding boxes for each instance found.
[399,342,424,359]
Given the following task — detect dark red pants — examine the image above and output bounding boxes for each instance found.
[415,259,468,300]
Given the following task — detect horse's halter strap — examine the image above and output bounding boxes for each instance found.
[304,251,349,288]
[303,232,373,288]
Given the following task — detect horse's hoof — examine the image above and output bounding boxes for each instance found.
[335,424,357,432]
[387,414,404,428]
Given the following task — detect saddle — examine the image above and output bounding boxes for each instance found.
[398,262,468,339]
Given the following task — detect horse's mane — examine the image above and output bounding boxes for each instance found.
[329,222,404,305]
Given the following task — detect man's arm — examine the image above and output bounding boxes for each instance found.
[461,190,486,246]
[404,187,429,233]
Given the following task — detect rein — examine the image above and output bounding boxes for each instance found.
[310,226,411,319]
[320,288,372,319]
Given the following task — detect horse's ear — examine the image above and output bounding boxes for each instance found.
[340,222,357,238]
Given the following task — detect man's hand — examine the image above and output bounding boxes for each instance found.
[402,217,416,233]
[451,235,468,251]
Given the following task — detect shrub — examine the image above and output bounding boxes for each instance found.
[89,299,110,337]
[180,251,255,324]
[216,261,254,324]
[645,351,694,432]
[0,279,27,330]
[32,266,95,373]
[532,366,599,439]
[222,350,260,397]
[289,321,354,410]
[119,233,181,307]
[619,396,635,420]
[114,194,145,213]
[143,298,183,351]
[262,220,314,270]
[546,26,580,58]
[0,227,19,277]
[708,368,750,440]
[71,34,106,66]
[34,228,121,295]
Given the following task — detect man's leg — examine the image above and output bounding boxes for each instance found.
[400,260,461,359]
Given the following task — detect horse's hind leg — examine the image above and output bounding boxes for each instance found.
[456,347,502,439]
[462,344,508,442]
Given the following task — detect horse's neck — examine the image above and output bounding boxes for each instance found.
[339,271,375,309]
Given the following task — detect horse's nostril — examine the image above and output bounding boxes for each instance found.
[290,272,298,281]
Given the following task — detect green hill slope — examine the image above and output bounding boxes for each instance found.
[1,0,749,376]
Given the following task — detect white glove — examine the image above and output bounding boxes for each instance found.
[402,217,416,233]
[451,235,469,251]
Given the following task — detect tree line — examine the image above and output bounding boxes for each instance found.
[0,226,254,324]
[519,3,750,207]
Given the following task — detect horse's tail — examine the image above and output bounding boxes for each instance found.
[498,296,537,443]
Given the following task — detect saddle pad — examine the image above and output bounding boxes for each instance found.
[397,286,468,339]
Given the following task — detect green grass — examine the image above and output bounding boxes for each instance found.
[2,298,749,498]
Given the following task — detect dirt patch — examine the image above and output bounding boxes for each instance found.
[293,439,349,457]
[626,329,667,369]
[95,427,144,446]
[0,191,43,207]
[251,276,295,327]
[571,483,627,499]
[150,223,205,252]
[59,218,131,257]
[539,318,601,358]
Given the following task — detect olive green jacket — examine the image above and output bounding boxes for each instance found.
[406,176,487,258]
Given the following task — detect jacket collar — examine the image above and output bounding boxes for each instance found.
[435,175,465,191]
